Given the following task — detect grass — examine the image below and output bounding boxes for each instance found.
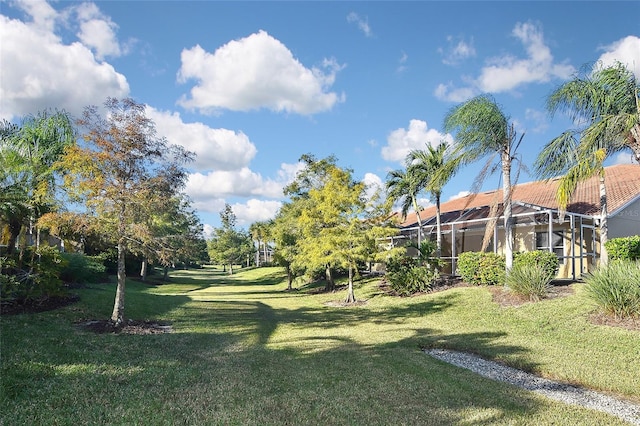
[2,265,639,425]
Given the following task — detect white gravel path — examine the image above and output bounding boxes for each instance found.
[425,348,640,425]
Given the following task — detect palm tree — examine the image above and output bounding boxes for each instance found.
[406,142,458,257]
[443,94,523,270]
[0,111,75,254]
[535,61,640,264]
[385,168,425,245]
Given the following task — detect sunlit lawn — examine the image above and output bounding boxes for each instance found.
[1,266,638,425]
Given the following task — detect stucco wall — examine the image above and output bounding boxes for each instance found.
[609,197,640,239]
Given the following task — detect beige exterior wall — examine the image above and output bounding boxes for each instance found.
[609,197,640,239]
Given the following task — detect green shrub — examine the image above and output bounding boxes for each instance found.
[605,236,640,261]
[506,263,554,301]
[1,246,68,304]
[60,253,107,284]
[514,250,559,277]
[584,261,640,318]
[385,242,441,296]
[456,252,505,285]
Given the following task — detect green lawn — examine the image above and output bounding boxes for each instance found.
[2,266,638,425]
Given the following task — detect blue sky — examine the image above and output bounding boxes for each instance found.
[2,1,639,235]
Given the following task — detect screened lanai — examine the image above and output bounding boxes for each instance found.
[395,201,601,280]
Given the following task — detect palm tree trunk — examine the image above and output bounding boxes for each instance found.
[501,151,513,271]
[630,123,640,163]
[599,171,609,265]
[435,194,442,257]
[412,195,423,245]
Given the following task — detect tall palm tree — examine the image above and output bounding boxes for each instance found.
[535,61,640,264]
[443,94,523,270]
[406,141,458,257]
[385,168,425,245]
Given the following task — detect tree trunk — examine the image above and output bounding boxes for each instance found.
[599,171,609,265]
[163,266,169,281]
[630,123,640,164]
[111,239,126,327]
[325,265,335,291]
[501,151,513,271]
[435,194,442,257]
[412,195,423,246]
[140,257,148,281]
[286,265,293,290]
[6,218,21,256]
[345,265,356,303]
[229,262,234,275]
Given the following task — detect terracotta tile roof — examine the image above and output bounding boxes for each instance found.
[399,164,640,228]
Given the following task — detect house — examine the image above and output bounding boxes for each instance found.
[395,164,640,280]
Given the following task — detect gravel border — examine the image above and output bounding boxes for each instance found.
[425,348,640,425]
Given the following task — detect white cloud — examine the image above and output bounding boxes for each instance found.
[448,190,471,201]
[397,51,408,73]
[440,35,476,66]
[597,35,640,79]
[0,2,129,120]
[347,12,373,38]
[524,108,549,133]
[363,172,384,201]
[73,2,123,59]
[186,168,284,200]
[381,119,453,163]
[613,151,637,165]
[231,199,283,226]
[184,162,302,212]
[435,22,574,102]
[177,30,345,115]
[202,224,216,239]
[434,82,477,103]
[146,107,257,172]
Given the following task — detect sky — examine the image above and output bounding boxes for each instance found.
[2,0,639,237]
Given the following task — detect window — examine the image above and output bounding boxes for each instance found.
[536,230,564,263]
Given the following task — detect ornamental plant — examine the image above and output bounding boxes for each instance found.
[456,251,505,285]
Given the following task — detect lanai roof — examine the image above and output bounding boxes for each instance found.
[399,164,640,228]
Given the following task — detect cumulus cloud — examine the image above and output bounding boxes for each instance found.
[231,199,283,226]
[381,120,453,163]
[448,190,471,201]
[440,35,476,66]
[0,1,129,120]
[597,35,640,78]
[435,22,574,102]
[74,2,124,59]
[184,162,302,212]
[146,107,257,172]
[347,12,373,37]
[363,172,384,201]
[177,30,345,115]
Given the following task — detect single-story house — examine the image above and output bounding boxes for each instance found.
[394,164,640,279]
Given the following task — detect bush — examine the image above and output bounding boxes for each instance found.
[1,246,68,304]
[385,256,438,296]
[514,250,559,277]
[584,261,640,318]
[60,253,107,284]
[385,242,441,296]
[506,263,554,301]
[456,252,505,285]
[605,236,640,261]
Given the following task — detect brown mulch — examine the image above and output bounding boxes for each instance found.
[75,319,173,335]
[324,300,368,308]
[488,285,575,308]
[588,312,640,332]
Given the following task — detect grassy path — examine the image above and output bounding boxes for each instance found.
[2,266,638,425]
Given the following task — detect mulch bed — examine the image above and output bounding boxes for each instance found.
[488,285,575,308]
[588,312,640,332]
